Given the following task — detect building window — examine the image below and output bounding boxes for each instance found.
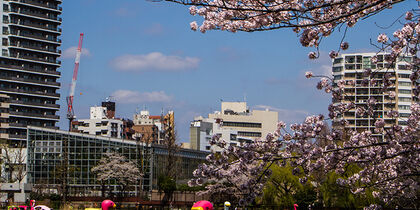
[398,97,411,102]
[230,134,237,140]
[398,74,410,78]
[223,121,262,128]
[205,146,211,150]
[238,131,262,137]
[398,105,410,110]
[333,58,343,64]
[399,113,410,118]
[398,81,411,86]
[398,56,412,62]
[398,89,411,94]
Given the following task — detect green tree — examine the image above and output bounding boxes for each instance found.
[258,164,317,208]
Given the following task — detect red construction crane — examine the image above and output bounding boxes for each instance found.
[66,33,84,131]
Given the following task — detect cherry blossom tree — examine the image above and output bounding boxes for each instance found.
[91,152,142,197]
[159,0,420,208]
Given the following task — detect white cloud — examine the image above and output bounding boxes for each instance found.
[112,90,173,104]
[62,46,91,59]
[254,105,310,124]
[111,52,200,72]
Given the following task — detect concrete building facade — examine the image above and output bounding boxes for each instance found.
[132,110,175,144]
[332,53,418,136]
[0,0,62,145]
[72,106,123,138]
[190,102,278,151]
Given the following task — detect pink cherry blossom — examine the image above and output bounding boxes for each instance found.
[166,1,420,208]
[377,34,389,43]
[190,21,198,31]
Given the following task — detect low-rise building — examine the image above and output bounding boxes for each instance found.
[132,110,175,144]
[190,102,278,152]
[26,126,208,196]
[72,106,123,138]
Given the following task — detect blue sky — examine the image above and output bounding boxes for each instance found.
[57,0,417,141]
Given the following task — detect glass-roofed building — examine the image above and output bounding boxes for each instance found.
[26,126,208,197]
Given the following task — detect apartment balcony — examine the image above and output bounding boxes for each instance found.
[8,43,61,56]
[0,63,60,77]
[9,134,26,140]
[5,52,61,66]
[1,123,10,128]
[10,100,59,109]
[9,31,61,45]
[8,0,62,13]
[0,102,10,108]
[9,111,59,120]
[0,87,60,99]
[9,122,26,128]
[0,75,60,87]
[0,113,10,118]
[9,20,62,34]
[9,123,60,130]
[0,133,9,139]
[9,8,62,23]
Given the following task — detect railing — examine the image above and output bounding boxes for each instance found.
[0,75,60,86]
[10,31,61,43]
[9,42,61,54]
[8,53,61,65]
[9,0,62,11]
[10,8,62,22]
[9,123,59,130]
[9,111,59,119]
[10,100,60,108]
[0,63,60,76]
[0,87,60,98]
[10,20,61,33]
[9,134,26,139]
[9,122,26,127]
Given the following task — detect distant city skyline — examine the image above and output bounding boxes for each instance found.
[57,0,417,141]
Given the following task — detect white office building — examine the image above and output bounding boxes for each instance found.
[190,101,278,152]
[72,106,123,138]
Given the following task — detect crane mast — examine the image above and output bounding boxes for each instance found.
[66,33,84,131]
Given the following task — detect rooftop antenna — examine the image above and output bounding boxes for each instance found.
[244,93,247,102]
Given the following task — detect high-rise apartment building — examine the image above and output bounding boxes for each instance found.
[0,0,62,145]
[332,53,418,136]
